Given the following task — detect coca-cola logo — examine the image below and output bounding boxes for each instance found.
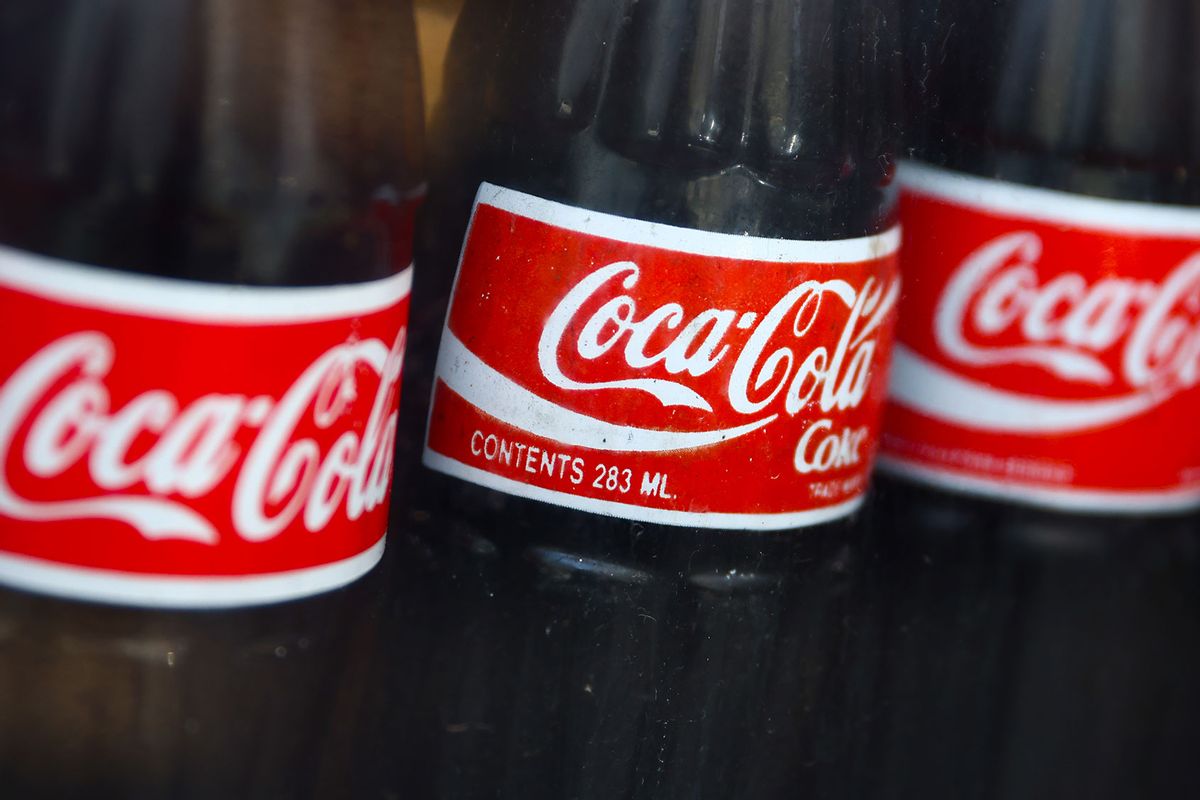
[0,329,404,543]
[937,231,1200,393]
[883,164,1200,508]
[539,260,897,418]
[439,259,898,474]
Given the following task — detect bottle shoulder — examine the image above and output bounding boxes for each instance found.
[0,0,425,285]
[432,0,900,241]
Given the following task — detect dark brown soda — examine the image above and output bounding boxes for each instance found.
[0,1,423,796]
[358,1,900,798]
[870,1,1200,798]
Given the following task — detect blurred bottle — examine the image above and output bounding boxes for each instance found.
[871,1,1200,798]
[358,1,901,798]
[0,1,423,796]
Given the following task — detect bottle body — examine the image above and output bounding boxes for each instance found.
[874,1,1200,797]
[361,1,901,797]
[0,1,424,795]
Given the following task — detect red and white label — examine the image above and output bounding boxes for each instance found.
[423,184,901,529]
[882,161,1200,512]
[0,246,411,607]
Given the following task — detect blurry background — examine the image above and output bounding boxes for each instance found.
[415,0,464,121]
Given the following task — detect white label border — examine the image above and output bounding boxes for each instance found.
[0,535,386,608]
[901,161,1200,237]
[424,451,864,531]
[0,244,413,324]
[877,455,1200,515]
[477,182,902,263]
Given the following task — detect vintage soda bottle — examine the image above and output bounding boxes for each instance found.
[359,0,902,797]
[871,1,1200,797]
[0,0,424,795]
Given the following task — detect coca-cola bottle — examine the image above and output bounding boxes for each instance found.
[358,1,901,797]
[0,1,423,796]
[871,1,1200,798]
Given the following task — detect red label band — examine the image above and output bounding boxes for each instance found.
[423,184,901,530]
[0,246,410,607]
[882,162,1200,512]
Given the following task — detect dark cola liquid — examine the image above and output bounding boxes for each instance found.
[0,1,422,797]
[359,1,899,798]
[870,1,1200,798]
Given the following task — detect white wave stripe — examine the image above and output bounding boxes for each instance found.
[424,451,864,530]
[888,345,1164,433]
[0,536,386,608]
[434,330,775,452]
